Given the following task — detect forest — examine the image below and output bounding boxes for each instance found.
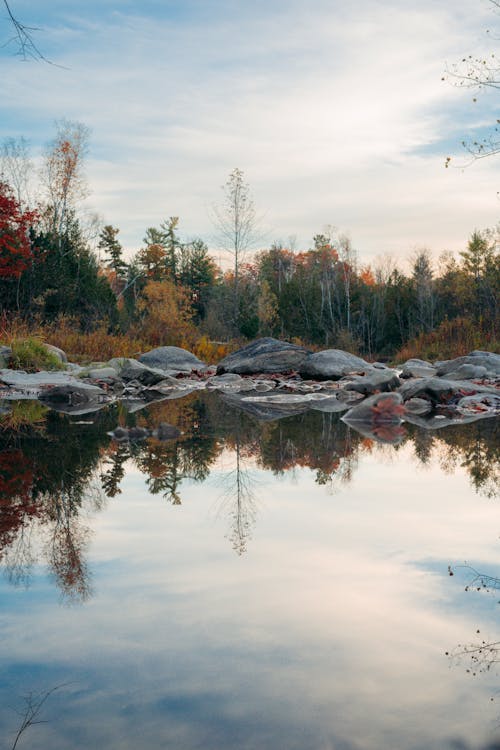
[0,120,498,363]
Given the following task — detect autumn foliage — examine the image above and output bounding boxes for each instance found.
[0,182,39,279]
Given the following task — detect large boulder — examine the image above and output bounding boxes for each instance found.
[397,376,498,404]
[139,346,206,374]
[436,351,500,377]
[342,392,405,424]
[38,382,109,414]
[344,368,401,395]
[107,358,170,386]
[299,349,370,380]
[342,392,406,444]
[43,343,68,364]
[440,364,488,381]
[399,358,437,379]
[216,338,310,375]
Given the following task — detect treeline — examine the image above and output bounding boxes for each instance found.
[0,122,498,359]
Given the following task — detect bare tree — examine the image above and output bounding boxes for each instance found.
[40,119,91,236]
[211,168,260,329]
[0,136,34,206]
[444,0,500,163]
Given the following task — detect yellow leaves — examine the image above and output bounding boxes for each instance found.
[133,279,196,347]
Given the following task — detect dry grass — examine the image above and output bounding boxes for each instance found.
[0,313,235,365]
[395,318,499,363]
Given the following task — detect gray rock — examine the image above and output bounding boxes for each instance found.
[404,412,494,430]
[222,392,310,421]
[107,358,170,386]
[456,393,500,417]
[299,349,370,380]
[39,382,107,406]
[436,351,500,377]
[442,364,488,381]
[0,345,12,369]
[399,358,437,379]
[0,370,94,398]
[79,365,121,381]
[397,376,498,404]
[344,369,401,395]
[139,346,206,374]
[342,392,405,424]
[216,337,310,375]
[43,343,68,363]
[404,397,433,416]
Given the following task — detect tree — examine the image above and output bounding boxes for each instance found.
[411,249,435,334]
[134,279,196,346]
[0,181,39,311]
[41,120,90,236]
[0,182,38,281]
[211,168,259,330]
[0,136,34,207]
[444,0,500,162]
[98,224,128,280]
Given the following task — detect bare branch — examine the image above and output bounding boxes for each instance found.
[1,0,64,67]
[10,684,70,750]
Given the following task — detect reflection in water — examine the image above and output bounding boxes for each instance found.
[0,392,499,750]
[0,392,498,601]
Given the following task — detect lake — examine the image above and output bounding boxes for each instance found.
[0,392,499,750]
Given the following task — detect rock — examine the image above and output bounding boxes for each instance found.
[456,393,500,417]
[222,391,310,421]
[107,358,170,386]
[139,346,206,374]
[216,337,310,375]
[342,392,405,424]
[43,343,68,363]
[0,345,12,369]
[397,376,498,404]
[38,382,108,412]
[404,397,432,416]
[344,369,401,395]
[441,364,488,381]
[399,358,437,379]
[0,370,99,400]
[299,349,370,380]
[343,419,406,445]
[436,351,500,377]
[404,412,494,430]
[79,365,122,381]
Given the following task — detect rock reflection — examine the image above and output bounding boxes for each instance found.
[0,392,497,599]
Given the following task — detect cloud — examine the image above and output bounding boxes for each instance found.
[0,0,499,260]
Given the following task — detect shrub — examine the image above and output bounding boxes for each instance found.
[8,337,64,372]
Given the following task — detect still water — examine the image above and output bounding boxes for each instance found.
[0,392,499,750]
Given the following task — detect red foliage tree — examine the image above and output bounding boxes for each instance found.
[0,181,39,279]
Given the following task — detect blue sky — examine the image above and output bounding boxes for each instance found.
[1,0,500,265]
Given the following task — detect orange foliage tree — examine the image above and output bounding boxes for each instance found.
[133,279,197,347]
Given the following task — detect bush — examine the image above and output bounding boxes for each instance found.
[8,337,64,372]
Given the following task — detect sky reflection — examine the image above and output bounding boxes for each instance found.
[0,400,499,749]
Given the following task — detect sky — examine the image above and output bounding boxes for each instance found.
[1,0,500,267]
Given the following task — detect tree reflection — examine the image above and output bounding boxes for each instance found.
[0,392,497,599]
[0,407,116,602]
[217,422,258,555]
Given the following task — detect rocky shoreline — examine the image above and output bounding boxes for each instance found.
[0,337,498,443]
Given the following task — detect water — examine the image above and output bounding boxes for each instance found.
[0,392,499,750]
